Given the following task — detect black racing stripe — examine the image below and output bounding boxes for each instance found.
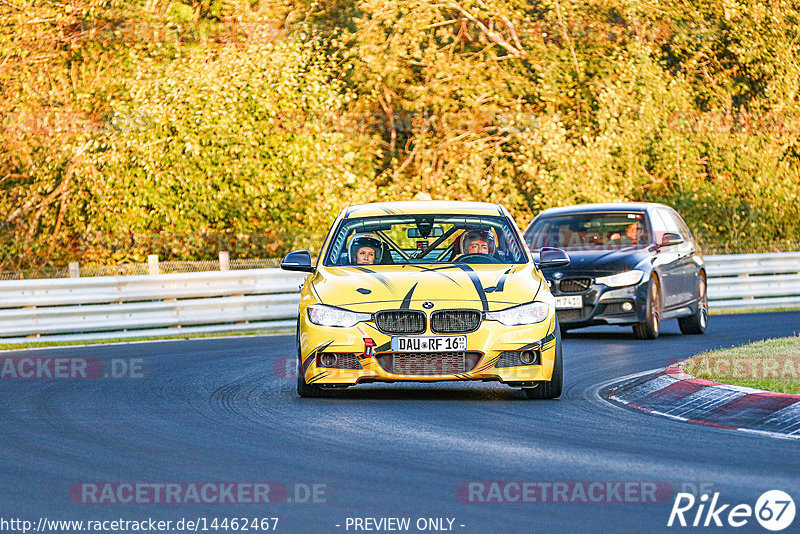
[475,359,499,372]
[515,331,556,352]
[532,278,542,301]
[375,341,391,352]
[406,264,459,284]
[474,356,499,373]
[454,265,489,312]
[484,268,511,294]
[307,372,329,384]
[400,282,419,310]
[303,340,334,373]
[495,268,512,292]
[353,266,397,294]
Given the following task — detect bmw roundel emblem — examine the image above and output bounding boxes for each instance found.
[422,301,434,309]
[553,272,564,279]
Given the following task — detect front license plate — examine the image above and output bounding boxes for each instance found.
[555,296,583,309]
[391,335,467,352]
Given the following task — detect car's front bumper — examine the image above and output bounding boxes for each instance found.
[299,311,558,387]
[552,281,649,328]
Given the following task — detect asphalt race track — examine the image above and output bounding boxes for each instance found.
[1,311,799,533]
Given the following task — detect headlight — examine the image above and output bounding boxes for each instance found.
[595,269,644,287]
[307,305,371,328]
[485,302,550,326]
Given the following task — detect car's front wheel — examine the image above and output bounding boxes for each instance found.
[633,275,660,340]
[678,273,708,335]
[523,320,563,399]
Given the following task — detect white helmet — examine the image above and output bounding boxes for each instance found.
[459,229,496,254]
[348,233,384,263]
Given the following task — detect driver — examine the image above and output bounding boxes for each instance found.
[610,222,644,245]
[348,233,384,265]
[454,229,496,259]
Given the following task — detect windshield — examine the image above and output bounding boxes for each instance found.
[524,212,652,251]
[324,215,528,266]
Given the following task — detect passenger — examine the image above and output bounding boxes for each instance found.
[348,234,384,265]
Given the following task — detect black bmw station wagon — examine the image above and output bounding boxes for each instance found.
[523,203,708,339]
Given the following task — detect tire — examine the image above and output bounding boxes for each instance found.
[296,317,330,398]
[523,319,563,399]
[633,275,660,340]
[679,273,708,335]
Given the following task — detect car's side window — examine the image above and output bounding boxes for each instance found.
[657,209,682,237]
[671,211,693,241]
[649,210,670,244]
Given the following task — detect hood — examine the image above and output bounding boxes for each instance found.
[311,264,543,312]
[541,248,652,277]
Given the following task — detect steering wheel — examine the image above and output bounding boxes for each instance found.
[453,253,501,264]
[585,232,603,248]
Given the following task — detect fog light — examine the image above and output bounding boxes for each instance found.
[622,302,633,312]
[318,353,338,367]
[519,351,536,365]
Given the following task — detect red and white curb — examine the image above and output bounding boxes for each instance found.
[604,363,800,440]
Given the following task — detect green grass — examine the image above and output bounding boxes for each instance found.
[0,329,294,352]
[683,335,800,394]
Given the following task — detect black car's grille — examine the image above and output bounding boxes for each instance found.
[556,309,583,322]
[375,352,482,375]
[430,309,481,334]
[560,278,592,293]
[374,310,426,335]
[603,303,634,315]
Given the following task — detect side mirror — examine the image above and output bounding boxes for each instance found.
[537,247,570,269]
[660,233,684,248]
[281,250,315,273]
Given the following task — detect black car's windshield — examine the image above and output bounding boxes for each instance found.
[324,215,528,266]
[525,212,652,251]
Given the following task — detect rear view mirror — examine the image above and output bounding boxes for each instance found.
[537,247,570,269]
[660,233,684,247]
[281,250,315,273]
[408,227,444,238]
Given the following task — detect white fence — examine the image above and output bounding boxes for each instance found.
[0,269,307,344]
[0,252,797,344]
[705,252,800,311]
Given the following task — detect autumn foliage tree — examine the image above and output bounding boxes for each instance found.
[2,0,799,270]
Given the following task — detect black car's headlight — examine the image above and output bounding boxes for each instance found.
[307,305,371,328]
[595,269,644,288]
[485,302,550,326]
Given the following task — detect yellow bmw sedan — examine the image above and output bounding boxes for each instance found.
[280,201,570,399]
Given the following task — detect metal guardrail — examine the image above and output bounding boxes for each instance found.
[0,269,307,344]
[705,252,800,310]
[0,252,797,344]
